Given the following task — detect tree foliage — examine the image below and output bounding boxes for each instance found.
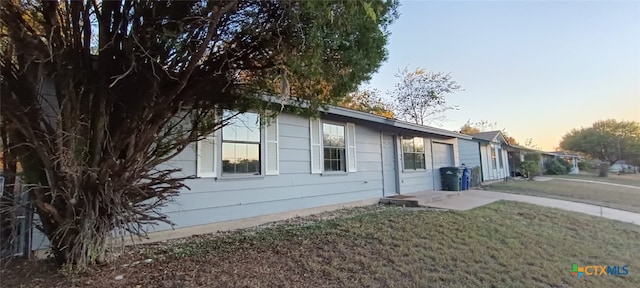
[338,88,394,118]
[0,0,398,267]
[560,119,640,165]
[520,152,542,180]
[391,67,461,125]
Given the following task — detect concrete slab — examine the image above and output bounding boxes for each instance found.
[425,189,640,226]
[380,190,461,207]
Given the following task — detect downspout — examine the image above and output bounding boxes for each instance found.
[430,139,436,190]
[478,142,484,182]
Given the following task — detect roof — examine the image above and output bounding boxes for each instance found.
[260,94,471,140]
[469,130,509,144]
[470,131,501,142]
[326,106,471,139]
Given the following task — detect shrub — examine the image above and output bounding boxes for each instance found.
[577,159,591,171]
[545,158,569,175]
[557,158,573,172]
[520,152,542,180]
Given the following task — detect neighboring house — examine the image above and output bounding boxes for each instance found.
[504,144,540,177]
[461,131,510,182]
[609,160,637,174]
[549,151,581,174]
[31,103,471,251]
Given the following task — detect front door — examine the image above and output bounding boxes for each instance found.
[381,134,398,196]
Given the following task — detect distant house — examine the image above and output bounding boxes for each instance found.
[549,151,581,174]
[609,160,637,174]
[458,131,510,182]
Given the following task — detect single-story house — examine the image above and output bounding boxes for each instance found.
[30,103,472,251]
[609,160,637,174]
[549,151,580,174]
[459,131,510,182]
[504,144,540,177]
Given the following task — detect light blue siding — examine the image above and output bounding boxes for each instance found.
[458,139,481,169]
[158,113,384,230]
[398,138,435,193]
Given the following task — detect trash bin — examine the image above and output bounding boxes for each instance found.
[461,167,471,190]
[440,167,462,191]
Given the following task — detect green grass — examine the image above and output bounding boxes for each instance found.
[488,179,640,213]
[551,172,640,187]
[5,202,639,287]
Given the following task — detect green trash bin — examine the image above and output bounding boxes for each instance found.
[440,167,462,191]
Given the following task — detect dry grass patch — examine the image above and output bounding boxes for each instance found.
[488,179,640,213]
[553,173,640,187]
[2,202,640,287]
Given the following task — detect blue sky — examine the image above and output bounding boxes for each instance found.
[366,0,640,150]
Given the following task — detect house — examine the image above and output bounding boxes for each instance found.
[504,144,540,177]
[609,160,637,174]
[549,151,581,174]
[30,104,472,251]
[459,131,510,182]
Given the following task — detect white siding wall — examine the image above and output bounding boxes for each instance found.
[480,142,510,181]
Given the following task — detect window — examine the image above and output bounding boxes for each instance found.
[309,119,356,174]
[498,148,504,168]
[402,137,426,170]
[196,111,279,178]
[491,147,497,169]
[221,111,261,175]
[323,123,346,172]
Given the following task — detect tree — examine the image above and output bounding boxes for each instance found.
[560,120,640,166]
[391,67,462,125]
[338,88,394,118]
[502,131,518,146]
[0,0,398,267]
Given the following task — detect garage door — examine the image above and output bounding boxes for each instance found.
[432,142,455,190]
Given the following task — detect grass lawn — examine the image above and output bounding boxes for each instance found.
[487,179,640,213]
[551,172,640,187]
[2,202,640,288]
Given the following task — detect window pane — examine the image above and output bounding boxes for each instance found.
[402,138,413,153]
[323,123,345,148]
[222,142,260,174]
[404,153,415,170]
[223,111,260,142]
[415,138,425,152]
[416,153,426,169]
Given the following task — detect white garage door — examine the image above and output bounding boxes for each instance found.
[432,142,455,190]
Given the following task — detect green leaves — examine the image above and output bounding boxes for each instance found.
[362,1,377,22]
[560,120,640,165]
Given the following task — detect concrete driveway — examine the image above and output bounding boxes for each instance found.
[422,189,640,226]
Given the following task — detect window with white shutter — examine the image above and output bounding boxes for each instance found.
[309,119,357,174]
[265,115,279,175]
[196,133,217,178]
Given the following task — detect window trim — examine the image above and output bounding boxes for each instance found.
[401,136,427,171]
[322,122,347,173]
[196,110,279,179]
[309,119,356,175]
[220,110,262,176]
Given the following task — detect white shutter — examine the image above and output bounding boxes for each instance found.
[265,115,279,175]
[310,118,322,174]
[346,122,357,172]
[196,133,217,177]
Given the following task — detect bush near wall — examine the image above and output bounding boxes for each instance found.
[545,158,570,175]
[520,153,542,180]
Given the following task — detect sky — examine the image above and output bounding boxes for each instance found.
[366,0,640,151]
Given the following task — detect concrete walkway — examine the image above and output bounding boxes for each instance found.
[545,177,640,190]
[422,189,640,226]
